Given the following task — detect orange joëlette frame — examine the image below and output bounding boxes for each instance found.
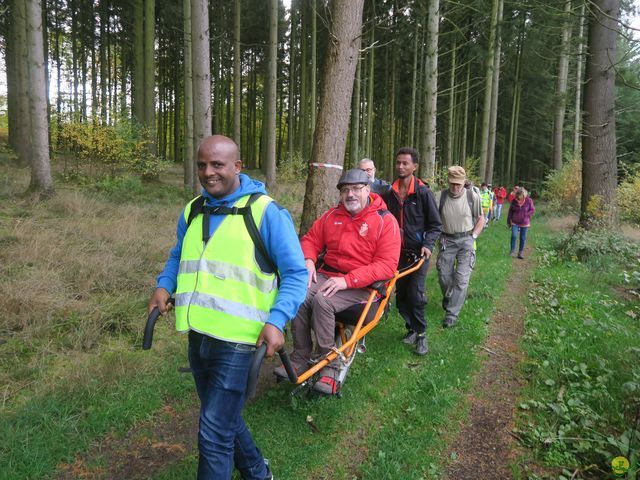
[293,257,425,385]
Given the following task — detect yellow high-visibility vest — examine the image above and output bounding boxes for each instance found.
[480,190,492,209]
[175,194,278,344]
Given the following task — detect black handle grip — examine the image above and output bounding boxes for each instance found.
[246,346,297,399]
[246,343,267,399]
[278,348,298,384]
[142,307,161,350]
[142,298,174,350]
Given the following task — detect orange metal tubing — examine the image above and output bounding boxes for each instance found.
[294,257,425,385]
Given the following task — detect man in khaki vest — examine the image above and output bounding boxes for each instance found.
[435,166,485,327]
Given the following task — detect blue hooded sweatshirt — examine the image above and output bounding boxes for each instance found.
[156,174,308,332]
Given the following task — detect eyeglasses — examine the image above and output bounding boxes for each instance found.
[339,184,367,195]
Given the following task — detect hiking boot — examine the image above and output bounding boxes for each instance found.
[509,250,515,257]
[312,366,339,395]
[273,358,306,381]
[402,330,418,345]
[263,459,273,480]
[415,334,428,356]
[517,253,524,259]
[443,317,457,328]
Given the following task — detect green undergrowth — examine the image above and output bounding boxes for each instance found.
[516,226,640,479]
[154,221,517,479]
[0,336,194,479]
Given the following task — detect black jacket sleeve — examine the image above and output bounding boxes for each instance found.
[419,186,443,251]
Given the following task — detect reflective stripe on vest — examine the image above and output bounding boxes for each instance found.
[175,194,278,344]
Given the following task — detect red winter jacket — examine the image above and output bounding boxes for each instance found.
[494,186,507,204]
[300,194,401,289]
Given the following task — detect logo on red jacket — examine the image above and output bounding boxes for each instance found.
[359,222,369,237]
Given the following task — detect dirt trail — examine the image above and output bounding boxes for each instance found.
[444,249,532,479]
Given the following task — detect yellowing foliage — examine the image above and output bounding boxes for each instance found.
[58,122,168,179]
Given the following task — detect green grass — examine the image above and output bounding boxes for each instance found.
[154,221,517,479]
[515,224,640,479]
[0,338,195,480]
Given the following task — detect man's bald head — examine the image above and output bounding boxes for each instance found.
[197,135,242,198]
[198,135,240,161]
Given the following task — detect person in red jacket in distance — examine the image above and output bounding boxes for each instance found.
[273,169,401,395]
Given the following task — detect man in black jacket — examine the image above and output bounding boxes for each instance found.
[382,147,443,355]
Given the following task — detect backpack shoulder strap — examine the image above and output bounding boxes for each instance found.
[241,194,279,279]
[186,195,206,228]
[467,188,477,223]
[438,189,448,215]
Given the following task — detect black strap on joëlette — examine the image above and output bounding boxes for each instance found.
[186,193,278,281]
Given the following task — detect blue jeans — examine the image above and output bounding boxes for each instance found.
[494,203,503,220]
[510,225,529,254]
[188,331,268,480]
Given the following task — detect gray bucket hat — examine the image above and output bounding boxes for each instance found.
[336,169,371,189]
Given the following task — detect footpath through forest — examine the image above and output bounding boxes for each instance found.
[57,221,537,480]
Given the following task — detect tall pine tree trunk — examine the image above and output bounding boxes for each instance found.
[133,0,144,124]
[288,2,297,161]
[233,0,242,146]
[11,0,31,165]
[264,0,278,190]
[460,62,470,165]
[182,0,197,191]
[365,27,374,156]
[26,0,53,195]
[580,0,618,227]
[408,17,419,147]
[421,0,439,180]
[191,0,212,181]
[446,40,457,167]
[552,0,573,170]
[478,0,499,180]
[144,0,156,154]
[310,0,317,137]
[573,1,586,158]
[300,0,365,234]
[348,57,361,168]
[485,0,503,183]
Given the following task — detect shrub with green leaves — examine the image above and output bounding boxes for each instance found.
[552,227,640,264]
[542,158,581,214]
[617,171,640,225]
[277,152,308,183]
[58,121,170,179]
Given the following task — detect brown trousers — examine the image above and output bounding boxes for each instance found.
[290,272,371,365]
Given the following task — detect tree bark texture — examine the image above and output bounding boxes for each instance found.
[299,0,365,235]
[11,0,31,165]
[183,0,195,191]
[421,0,440,180]
[233,0,242,146]
[573,1,586,158]
[132,0,144,124]
[264,0,278,190]
[552,0,573,171]
[191,0,212,161]
[143,0,156,154]
[580,0,618,227]
[478,0,499,180]
[26,0,54,194]
[485,0,503,183]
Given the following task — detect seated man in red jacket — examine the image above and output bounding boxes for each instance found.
[274,169,401,394]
